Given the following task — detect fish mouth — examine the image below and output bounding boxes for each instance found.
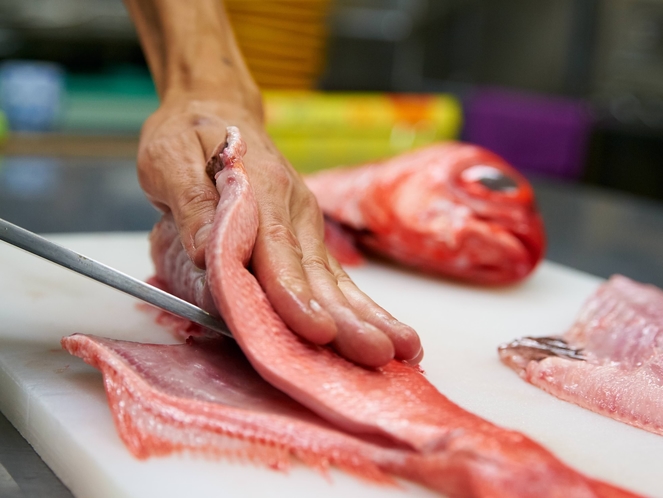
[348,206,547,285]
[448,209,546,285]
[505,212,547,275]
[451,155,547,272]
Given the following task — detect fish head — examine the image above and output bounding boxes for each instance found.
[447,144,546,266]
[360,143,546,284]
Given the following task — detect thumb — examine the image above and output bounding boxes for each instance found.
[138,129,220,269]
[170,180,219,269]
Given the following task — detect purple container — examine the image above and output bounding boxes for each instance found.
[463,88,593,180]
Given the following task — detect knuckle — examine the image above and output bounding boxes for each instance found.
[138,139,165,168]
[268,167,294,191]
[333,267,354,285]
[262,223,301,252]
[136,140,167,191]
[301,253,333,274]
[326,255,354,284]
[137,130,204,185]
[138,135,182,174]
[290,189,325,229]
[188,109,220,131]
[298,190,322,215]
[273,273,307,297]
[175,184,219,217]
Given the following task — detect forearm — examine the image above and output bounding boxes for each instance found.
[123,0,262,116]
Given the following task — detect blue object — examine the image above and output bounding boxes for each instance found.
[0,60,64,132]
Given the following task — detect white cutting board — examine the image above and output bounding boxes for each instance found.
[0,233,660,498]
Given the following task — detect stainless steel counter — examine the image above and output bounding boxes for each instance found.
[0,412,72,498]
[1,157,662,497]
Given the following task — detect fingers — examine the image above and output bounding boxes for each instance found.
[253,212,396,367]
[252,218,340,346]
[293,210,395,367]
[304,264,396,368]
[138,121,222,269]
[327,256,423,364]
[252,180,418,368]
[249,164,339,346]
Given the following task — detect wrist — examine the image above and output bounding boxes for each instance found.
[124,0,262,117]
[159,89,265,130]
[162,73,263,121]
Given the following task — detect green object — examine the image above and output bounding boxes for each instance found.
[65,66,157,96]
[60,68,159,133]
[0,110,8,144]
[61,93,159,133]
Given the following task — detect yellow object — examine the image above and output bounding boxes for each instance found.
[224,4,463,172]
[225,0,331,90]
[263,91,464,173]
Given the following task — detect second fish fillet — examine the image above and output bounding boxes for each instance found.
[499,274,663,437]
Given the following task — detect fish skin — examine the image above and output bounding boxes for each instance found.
[305,143,546,285]
[499,275,663,436]
[143,127,639,497]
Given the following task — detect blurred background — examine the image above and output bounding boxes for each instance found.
[0,0,663,282]
[0,0,661,181]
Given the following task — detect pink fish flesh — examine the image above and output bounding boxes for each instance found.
[61,333,399,480]
[499,274,663,436]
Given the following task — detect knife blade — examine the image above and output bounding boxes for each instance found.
[0,217,233,338]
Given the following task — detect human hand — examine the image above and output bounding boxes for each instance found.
[137,95,423,368]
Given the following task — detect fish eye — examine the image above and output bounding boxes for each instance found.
[460,165,519,192]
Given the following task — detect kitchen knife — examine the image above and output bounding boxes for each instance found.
[0,217,233,338]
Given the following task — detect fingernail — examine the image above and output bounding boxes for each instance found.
[194,223,212,251]
[406,347,424,365]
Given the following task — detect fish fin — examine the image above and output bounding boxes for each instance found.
[498,336,585,372]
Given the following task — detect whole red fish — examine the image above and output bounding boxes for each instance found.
[305,143,546,285]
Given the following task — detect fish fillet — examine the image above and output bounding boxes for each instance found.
[61,334,398,479]
[499,275,663,436]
